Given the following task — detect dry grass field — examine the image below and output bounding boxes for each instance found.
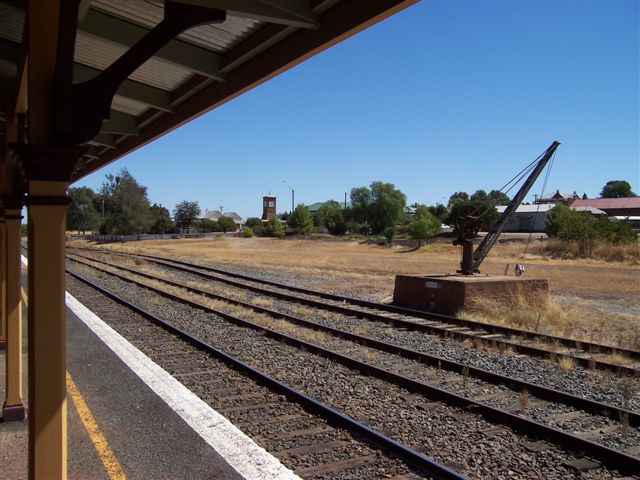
[70,236,640,350]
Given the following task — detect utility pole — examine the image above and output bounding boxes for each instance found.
[344,192,347,209]
[283,180,294,213]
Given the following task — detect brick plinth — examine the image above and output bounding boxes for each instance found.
[393,274,548,315]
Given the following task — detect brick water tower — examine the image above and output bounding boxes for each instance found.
[262,195,276,220]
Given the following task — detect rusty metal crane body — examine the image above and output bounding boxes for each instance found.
[455,141,560,275]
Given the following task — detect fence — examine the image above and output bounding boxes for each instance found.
[69,232,239,243]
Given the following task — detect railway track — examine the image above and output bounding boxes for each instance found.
[66,253,640,478]
[67,271,456,480]
[68,247,640,375]
[67,252,639,420]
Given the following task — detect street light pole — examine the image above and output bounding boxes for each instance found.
[283,180,294,213]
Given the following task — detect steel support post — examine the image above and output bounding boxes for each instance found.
[2,201,25,421]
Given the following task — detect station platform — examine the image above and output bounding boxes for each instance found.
[0,267,297,479]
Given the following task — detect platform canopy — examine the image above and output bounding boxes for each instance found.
[0,0,416,182]
[0,3,419,479]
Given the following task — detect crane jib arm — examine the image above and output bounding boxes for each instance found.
[471,140,560,272]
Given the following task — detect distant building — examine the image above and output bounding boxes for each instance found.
[567,197,640,226]
[262,195,276,220]
[496,204,555,232]
[495,204,607,233]
[534,190,580,205]
[200,209,244,231]
[308,200,350,217]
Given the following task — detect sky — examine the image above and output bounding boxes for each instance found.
[75,0,640,220]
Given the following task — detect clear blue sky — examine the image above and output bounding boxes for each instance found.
[76,0,639,219]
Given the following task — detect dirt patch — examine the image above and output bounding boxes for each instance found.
[68,236,640,346]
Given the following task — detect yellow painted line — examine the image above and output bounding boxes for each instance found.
[67,371,127,480]
[22,288,126,479]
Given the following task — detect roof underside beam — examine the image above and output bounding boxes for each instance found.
[78,9,225,81]
[101,111,139,136]
[70,0,418,181]
[73,63,173,112]
[175,0,319,29]
[87,133,117,149]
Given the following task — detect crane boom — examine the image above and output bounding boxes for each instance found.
[470,140,560,273]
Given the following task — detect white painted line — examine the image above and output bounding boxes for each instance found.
[22,255,300,480]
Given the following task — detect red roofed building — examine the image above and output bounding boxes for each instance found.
[567,197,640,217]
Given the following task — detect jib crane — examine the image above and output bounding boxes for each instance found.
[455,141,560,275]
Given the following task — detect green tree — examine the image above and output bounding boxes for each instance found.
[408,215,441,247]
[148,203,174,234]
[350,181,406,234]
[470,189,488,202]
[318,200,346,235]
[488,189,510,206]
[173,200,200,231]
[447,191,469,208]
[287,204,312,235]
[447,198,499,237]
[242,227,254,238]
[349,186,371,224]
[99,169,152,235]
[218,216,236,233]
[427,204,449,223]
[264,217,285,237]
[600,180,636,198]
[67,187,100,233]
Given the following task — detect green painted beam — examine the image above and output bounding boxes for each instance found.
[79,9,225,81]
[176,0,319,29]
[0,37,22,62]
[87,133,117,149]
[101,111,139,136]
[74,63,173,112]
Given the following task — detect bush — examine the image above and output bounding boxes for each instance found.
[384,226,395,245]
[245,217,266,236]
[242,227,254,238]
[546,204,635,244]
[345,220,362,234]
[545,204,636,256]
[264,217,285,237]
[408,215,441,246]
[287,204,313,235]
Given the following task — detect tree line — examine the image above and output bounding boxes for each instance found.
[67,168,636,243]
[67,168,236,235]
[249,183,510,243]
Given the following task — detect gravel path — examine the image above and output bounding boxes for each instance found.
[67,262,630,479]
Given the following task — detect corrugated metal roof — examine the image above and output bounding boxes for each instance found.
[92,0,263,53]
[0,0,417,181]
[75,32,193,91]
[0,4,24,43]
[571,206,607,215]
[570,198,640,209]
[497,205,555,213]
[111,95,150,116]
